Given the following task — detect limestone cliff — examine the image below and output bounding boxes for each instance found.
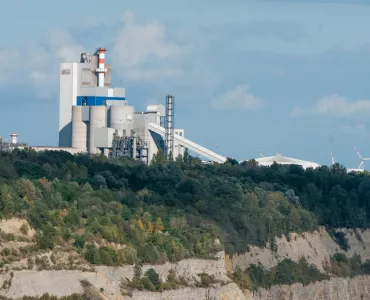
[3,269,370,300]
[2,219,370,299]
[251,276,370,300]
[232,226,370,272]
[0,252,231,299]
[128,276,370,300]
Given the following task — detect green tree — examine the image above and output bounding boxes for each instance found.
[37,223,58,249]
[145,268,161,290]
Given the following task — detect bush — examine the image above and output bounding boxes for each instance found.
[329,230,350,251]
[1,248,11,256]
[73,235,85,249]
[20,223,29,235]
[325,253,363,277]
[145,268,161,290]
[232,258,328,291]
[195,273,218,288]
[34,221,58,250]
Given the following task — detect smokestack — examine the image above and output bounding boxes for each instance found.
[96,48,107,87]
[9,133,19,144]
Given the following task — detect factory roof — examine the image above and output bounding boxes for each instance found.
[253,153,320,169]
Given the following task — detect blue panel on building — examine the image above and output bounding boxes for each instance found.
[76,96,126,106]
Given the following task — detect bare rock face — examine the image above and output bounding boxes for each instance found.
[140,251,230,284]
[251,276,370,300]
[4,270,370,300]
[128,276,370,300]
[1,222,370,299]
[0,251,231,299]
[232,227,370,272]
[129,283,245,300]
[0,218,35,238]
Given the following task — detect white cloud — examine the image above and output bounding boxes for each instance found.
[0,10,189,97]
[317,94,370,117]
[0,30,83,99]
[210,84,263,111]
[112,10,188,82]
[47,29,83,62]
[27,31,83,98]
[290,94,370,119]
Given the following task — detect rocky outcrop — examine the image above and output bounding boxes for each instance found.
[4,274,369,300]
[232,227,370,272]
[252,275,370,300]
[3,260,370,299]
[129,283,246,300]
[140,251,229,283]
[109,276,370,300]
[0,218,35,238]
[0,252,229,299]
[127,276,370,300]
[2,226,370,299]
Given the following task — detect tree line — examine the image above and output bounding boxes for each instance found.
[0,148,368,262]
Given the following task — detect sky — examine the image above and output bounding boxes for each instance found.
[1,0,370,169]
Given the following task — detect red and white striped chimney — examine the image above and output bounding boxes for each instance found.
[96,47,107,87]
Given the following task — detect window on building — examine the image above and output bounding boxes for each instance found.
[180,132,183,136]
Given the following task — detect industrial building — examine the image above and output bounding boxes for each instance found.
[0,133,82,154]
[0,133,27,152]
[1,47,367,170]
[57,47,227,164]
[248,153,321,169]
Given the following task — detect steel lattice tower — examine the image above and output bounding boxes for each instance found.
[165,94,175,159]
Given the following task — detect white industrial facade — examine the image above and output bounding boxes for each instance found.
[59,62,78,147]
[56,47,227,165]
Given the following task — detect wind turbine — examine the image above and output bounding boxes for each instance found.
[354,147,370,170]
[257,149,264,157]
[331,152,335,166]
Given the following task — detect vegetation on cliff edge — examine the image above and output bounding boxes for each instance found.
[0,149,369,266]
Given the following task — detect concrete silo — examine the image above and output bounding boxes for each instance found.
[71,106,87,152]
[109,105,134,136]
[89,106,106,154]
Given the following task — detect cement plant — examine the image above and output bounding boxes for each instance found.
[0,47,365,172]
[1,47,227,165]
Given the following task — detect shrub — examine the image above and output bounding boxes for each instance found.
[20,223,29,235]
[329,230,350,251]
[1,248,11,256]
[232,258,328,291]
[73,235,85,249]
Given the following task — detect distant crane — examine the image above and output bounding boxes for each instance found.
[354,147,370,170]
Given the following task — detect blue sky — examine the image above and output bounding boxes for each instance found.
[1,0,370,168]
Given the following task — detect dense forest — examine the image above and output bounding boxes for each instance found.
[0,148,369,266]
